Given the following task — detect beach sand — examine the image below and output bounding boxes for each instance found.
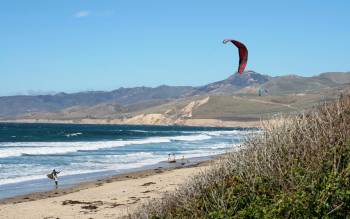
[0,161,211,219]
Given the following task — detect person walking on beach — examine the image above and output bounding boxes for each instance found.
[181,155,186,165]
[47,169,60,188]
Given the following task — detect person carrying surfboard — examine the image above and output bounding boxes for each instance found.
[47,169,60,188]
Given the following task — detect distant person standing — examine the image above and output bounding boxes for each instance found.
[168,153,171,162]
[47,169,60,188]
[168,153,176,163]
[181,156,186,165]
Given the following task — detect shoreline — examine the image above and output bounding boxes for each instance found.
[0,118,262,128]
[0,158,214,218]
[0,123,254,204]
[0,156,214,206]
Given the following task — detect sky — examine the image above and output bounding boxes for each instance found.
[1,0,350,96]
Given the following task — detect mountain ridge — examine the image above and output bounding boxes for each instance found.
[1,71,349,125]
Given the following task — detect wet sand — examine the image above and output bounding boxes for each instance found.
[0,160,212,219]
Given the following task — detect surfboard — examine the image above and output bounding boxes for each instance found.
[47,173,54,179]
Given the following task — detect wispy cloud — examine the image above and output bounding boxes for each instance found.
[75,10,91,18]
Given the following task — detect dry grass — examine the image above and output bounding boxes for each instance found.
[131,94,350,218]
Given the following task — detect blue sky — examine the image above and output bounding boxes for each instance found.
[1,0,349,96]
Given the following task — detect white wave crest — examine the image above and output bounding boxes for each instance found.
[65,132,82,137]
[0,134,211,158]
[0,152,164,186]
[168,134,211,141]
[204,130,257,136]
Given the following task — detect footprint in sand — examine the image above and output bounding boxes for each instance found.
[109,203,124,208]
[141,182,156,186]
[81,205,98,210]
[127,199,140,204]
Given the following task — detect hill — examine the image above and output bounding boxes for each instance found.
[0,86,194,118]
[194,71,271,94]
[0,71,349,126]
[316,71,350,84]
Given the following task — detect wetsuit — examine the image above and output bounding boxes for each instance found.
[51,170,60,188]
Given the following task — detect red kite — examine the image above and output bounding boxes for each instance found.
[223,39,248,74]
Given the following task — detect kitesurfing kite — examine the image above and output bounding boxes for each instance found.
[223,39,248,74]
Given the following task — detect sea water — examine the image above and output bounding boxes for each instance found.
[0,123,258,199]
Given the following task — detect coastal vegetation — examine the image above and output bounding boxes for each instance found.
[133,94,350,218]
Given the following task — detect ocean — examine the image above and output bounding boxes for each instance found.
[0,123,257,199]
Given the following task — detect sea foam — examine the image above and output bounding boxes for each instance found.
[0,134,212,158]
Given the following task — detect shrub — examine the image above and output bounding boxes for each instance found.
[132,95,350,218]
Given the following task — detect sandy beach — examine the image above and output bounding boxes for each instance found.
[0,161,211,219]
